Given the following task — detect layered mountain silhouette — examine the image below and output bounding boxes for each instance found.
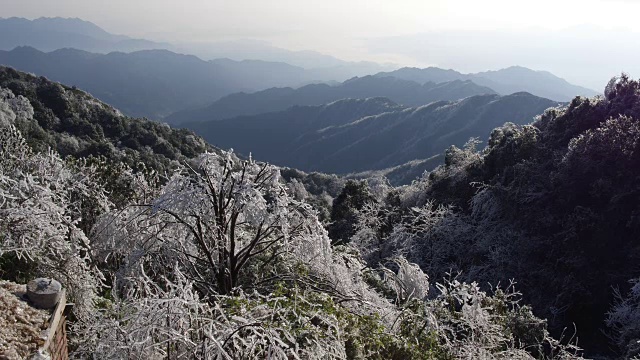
[0,46,320,119]
[165,76,496,124]
[166,66,592,125]
[0,17,395,82]
[180,39,395,76]
[0,17,167,53]
[0,17,591,125]
[183,93,558,175]
[376,66,598,101]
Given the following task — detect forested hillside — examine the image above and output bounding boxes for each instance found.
[0,67,589,359]
[184,92,557,175]
[340,75,640,356]
[0,66,213,183]
[166,76,495,124]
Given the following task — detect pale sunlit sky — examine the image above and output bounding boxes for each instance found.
[3,0,640,89]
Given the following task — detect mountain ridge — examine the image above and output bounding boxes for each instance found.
[0,16,166,53]
[376,65,598,101]
[0,46,318,119]
[165,75,497,124]
[0,17,396,80]
[182,92,559,175]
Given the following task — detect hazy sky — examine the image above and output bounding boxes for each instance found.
[3,0,640,89]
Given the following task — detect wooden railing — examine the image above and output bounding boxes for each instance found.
[39,289,68,360]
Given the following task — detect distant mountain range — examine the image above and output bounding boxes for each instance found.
[376,66,599,101]
[166,76,496,124]
[0,17,396,81]
[0,47,324,119]
[178,39,395,76]
[167,66,593,124]
[0,17,594,124]
[0,17,168,53]
[183,93,559,175]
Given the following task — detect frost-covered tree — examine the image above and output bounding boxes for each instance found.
[152,152,321,295]
[93,151,329,298]
[329,180,376,244]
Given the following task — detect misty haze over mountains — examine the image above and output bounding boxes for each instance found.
[0,16,588,174]
[0,16,168,53]
[367,25,640,90]
[0,17,395,82]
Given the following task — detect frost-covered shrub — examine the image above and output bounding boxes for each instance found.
[427,277,582,360]
[74,263,435,360]
[352,198,475,281]
[55,132,82,156]
[0,87,34,128]
[0,125,110,320]
[606,278,640,358]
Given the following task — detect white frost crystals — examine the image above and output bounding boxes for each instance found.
[0,87,34,128]
[606,278,640,358]
[0,126,109,323]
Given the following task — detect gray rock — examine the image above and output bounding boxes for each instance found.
[26,278,62,309]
